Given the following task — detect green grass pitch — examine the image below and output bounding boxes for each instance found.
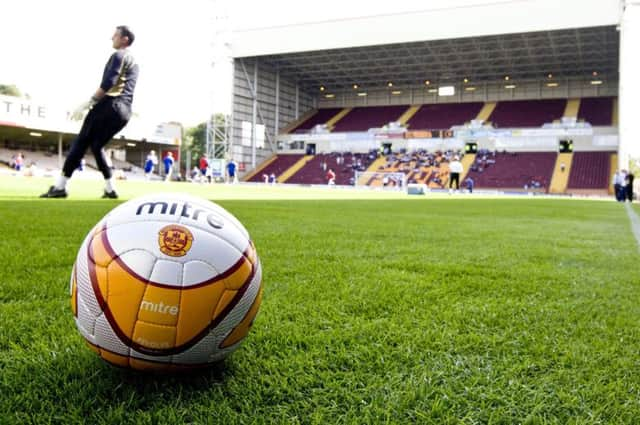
[1,175,639,424]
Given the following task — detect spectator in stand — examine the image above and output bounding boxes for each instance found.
[625,170,635,202]
[144,150,157,179]
[465,176,474,193]
[199,155,209,182]
[326,168,336,185]
[448,155,463,194]
[163,152,174,181]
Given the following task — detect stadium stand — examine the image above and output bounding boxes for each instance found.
[242,155,277,181]
[291,108,344,133]
[286,152,374,185]
[325,108,353,129]
[488,99,567,128]
[363,149,463,189]
[280,109,318,134]
[277,155,313,182]
[331,105,409,132]
[245,154,305,183]
[397,105,421,125]
[0,147,61,172]
[577,97,615,126]
[406,102,484,129]
[476,102,497,122]
[548,152,573,194]
[286,97,616,134]
[563,99,580,119]
[465,151,557,190]
[567,151,612,190]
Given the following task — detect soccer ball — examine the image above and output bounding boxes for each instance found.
[69,193,263,371]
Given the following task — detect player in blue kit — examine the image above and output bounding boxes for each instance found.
[226,159,238,184]
[41,26,139,199]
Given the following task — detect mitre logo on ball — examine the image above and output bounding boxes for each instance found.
[69,193,263,372]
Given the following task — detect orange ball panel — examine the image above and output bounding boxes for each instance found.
[138,285,182,326]
[220,286,263,348]
[175,282,226,346]
[105,260,147,340]
[132,321,177,351]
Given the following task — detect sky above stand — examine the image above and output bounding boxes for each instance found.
[0,0,439,127]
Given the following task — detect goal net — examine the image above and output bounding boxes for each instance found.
[354,171,407,190]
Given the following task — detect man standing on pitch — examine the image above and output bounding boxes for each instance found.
[448,155,463,194]
[41,26,139,199]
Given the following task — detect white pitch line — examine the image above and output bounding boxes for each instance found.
[625,203,640,252]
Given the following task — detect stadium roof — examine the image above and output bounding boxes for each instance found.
[256,26,618,92]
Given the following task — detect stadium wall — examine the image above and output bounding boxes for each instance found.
[232,58,314,168]
[276,127,618,155]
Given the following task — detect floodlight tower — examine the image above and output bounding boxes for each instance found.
[206,0,233,161]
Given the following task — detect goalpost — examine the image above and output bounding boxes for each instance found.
[354,171,407,190]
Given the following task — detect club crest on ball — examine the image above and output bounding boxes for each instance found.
[158,225,193,257]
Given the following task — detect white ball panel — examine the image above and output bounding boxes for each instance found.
[69,264,75,296]
[102,193,251,255]
[75,293,97,339]
[102,193,246,231]
[75,318,97,346]
[176,215,250,258]
[149,260,183,286]
[179,260,262,362]
[214,260,262,339]
[171,332,238,365]
[75,239,104,318]
[179,230,246,280]
[116,249,157,281]
[106,223,246,287]
[103,193,182,226]
[128,350,173,364]
[182,261,219,287]
[106,222,167,261]
[94,313,129,355]
[178,195,250,240]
